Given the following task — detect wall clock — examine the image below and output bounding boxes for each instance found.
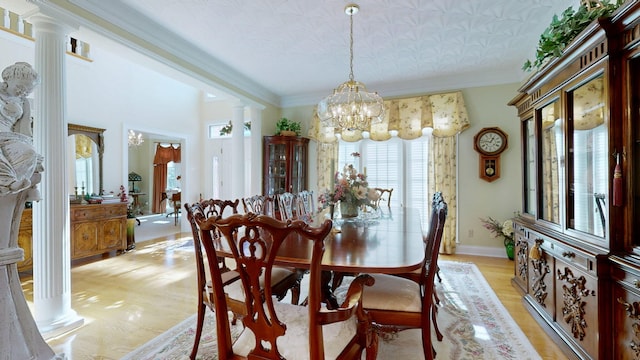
[473,127,508,182]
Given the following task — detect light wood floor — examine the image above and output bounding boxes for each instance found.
[19,234,568,360]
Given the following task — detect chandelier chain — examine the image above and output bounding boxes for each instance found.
[349,10,354,82]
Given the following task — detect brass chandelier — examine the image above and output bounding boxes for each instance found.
[317,3,384,132]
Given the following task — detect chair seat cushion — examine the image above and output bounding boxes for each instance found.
[224,267,295,301]
[360,273,421,312]
[232,301,357,359]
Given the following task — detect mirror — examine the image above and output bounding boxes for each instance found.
[68,123,104,196]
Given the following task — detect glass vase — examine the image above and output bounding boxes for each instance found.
[340,201,359,218]
[505,242,515,260]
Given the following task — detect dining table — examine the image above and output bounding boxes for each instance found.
[213,207,426,308]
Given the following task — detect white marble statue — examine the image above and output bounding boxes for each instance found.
[0,62,63,360]
[0,61,43,199]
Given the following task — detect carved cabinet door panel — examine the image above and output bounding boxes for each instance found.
[613,282,640,360]
[611,262,640,360]
[513,227,528,293]
[72,222,99,258]
[100,219,125,250]
[527,239,555,320]
[554,259,599,358]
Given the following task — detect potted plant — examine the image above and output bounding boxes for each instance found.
[522,0,623,72]
[275,117,301,136]
[480,215,516,260]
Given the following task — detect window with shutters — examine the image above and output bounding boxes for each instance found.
[338,136,432,228]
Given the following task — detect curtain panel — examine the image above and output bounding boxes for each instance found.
[309,91,469,254]
[152,144,181,214]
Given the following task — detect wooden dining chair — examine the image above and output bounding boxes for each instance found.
[359,192,448,360]
[165,191,182,225]
[373,188,393,208]
[184,200,303,360]
[242,194,275,216]
[276,192,297,221]
[199,213,378,360]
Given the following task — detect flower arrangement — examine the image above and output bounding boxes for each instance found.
[318,155,379,213]
[480,216,515,247]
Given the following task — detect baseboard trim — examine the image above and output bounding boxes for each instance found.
[455,244,509,258]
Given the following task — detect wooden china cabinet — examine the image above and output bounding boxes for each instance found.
[262,136,309,196]
[610,3,640,360]
[507,3,640,358]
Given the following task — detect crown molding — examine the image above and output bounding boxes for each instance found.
[35,0,280,108]
[280,65,525,108]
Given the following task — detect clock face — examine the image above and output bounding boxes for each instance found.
[474,128,507,156]
[479,132,503,153]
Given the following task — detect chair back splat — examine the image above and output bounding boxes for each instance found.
[200,213,378,360]
[276,192,296,221]
[242,194,275,216]
[296,190,315,223]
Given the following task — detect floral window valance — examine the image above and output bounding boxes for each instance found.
[309,91,470,142]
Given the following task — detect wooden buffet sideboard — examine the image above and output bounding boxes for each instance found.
[17,202,127,272]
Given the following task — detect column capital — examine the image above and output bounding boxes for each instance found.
[25,0,81,35]
[28,13,75,35]
[231,101,246,110]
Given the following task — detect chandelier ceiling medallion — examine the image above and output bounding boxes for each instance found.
[128,129,144,147]
[317,3,384,132]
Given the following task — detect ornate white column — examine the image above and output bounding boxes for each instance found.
[30,14,83,337]
[231,103,246,199]
[248,106,263,195]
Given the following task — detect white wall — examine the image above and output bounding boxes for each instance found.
[457,83,522,256]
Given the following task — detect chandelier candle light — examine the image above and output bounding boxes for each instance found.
[317,3,384,132]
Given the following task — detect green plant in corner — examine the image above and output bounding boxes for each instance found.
[522,0,623,72]
[219,120,251,136]
[275,117,301,136]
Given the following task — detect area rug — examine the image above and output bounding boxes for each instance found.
[122,261,540,360]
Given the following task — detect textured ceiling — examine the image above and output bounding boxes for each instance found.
[116,0,578,104]
[3,0,580,106]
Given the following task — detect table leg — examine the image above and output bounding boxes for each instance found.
[321,270,339,309]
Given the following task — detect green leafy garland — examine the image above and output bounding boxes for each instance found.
[523,0,624,72]
[219,120,251,136]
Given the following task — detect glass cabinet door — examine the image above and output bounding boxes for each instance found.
[539,99,562,224]
[290,143,305,193]
[524,117,536,216]
[266,143,287,194]
[567,75,607,238]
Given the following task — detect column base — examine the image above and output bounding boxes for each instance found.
[40,313,84,340]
